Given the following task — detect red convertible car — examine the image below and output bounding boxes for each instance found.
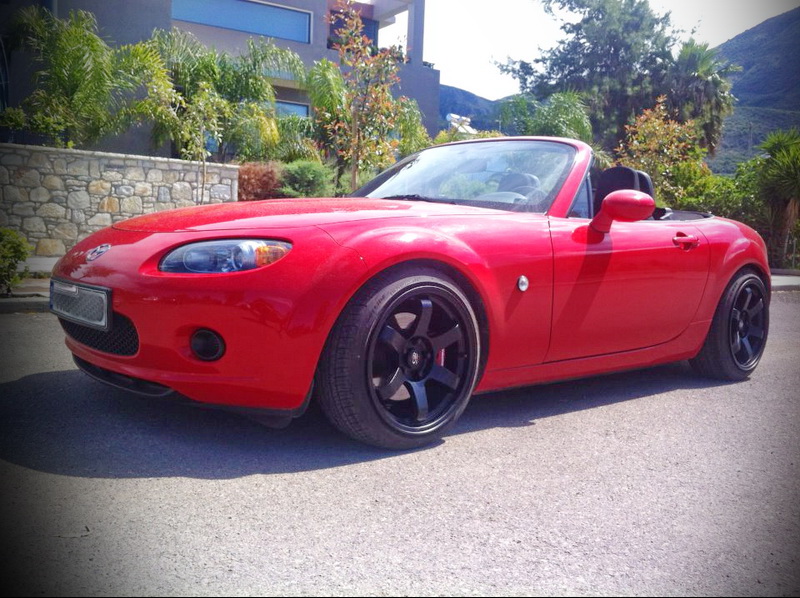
[50,137,770,449]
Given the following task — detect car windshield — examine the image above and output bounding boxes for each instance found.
[355,139,577,213]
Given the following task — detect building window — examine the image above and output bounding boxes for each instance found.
[276,101,310,117]
[173,0,311,44]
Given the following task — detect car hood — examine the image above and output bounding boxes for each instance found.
[113,198,499,232]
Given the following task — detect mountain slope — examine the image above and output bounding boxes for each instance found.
[438,85,500,131]
[709,6,800,172]
[716,6,800,111]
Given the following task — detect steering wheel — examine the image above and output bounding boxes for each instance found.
[512,188,548,212]
[487,172,507,186]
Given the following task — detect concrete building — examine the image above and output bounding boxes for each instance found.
[0,0,440,155]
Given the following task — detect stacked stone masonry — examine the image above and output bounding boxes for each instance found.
[0,143,239,256]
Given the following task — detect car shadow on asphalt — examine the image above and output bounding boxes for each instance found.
[0,363,731,479]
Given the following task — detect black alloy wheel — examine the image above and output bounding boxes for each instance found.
[317,267,481,449]
[727,278,767,369]
[691,269,769,381]
[367,288,473,434]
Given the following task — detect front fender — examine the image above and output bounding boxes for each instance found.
[320,217,556,373]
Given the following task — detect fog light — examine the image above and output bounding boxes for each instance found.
[190,329,225,361]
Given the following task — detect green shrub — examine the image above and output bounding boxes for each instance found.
[1,229,32,296]
[674,160,770,238]
[278,160,334,198]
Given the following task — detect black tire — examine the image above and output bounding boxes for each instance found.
[690,269,769,380]
[316,266,481,449]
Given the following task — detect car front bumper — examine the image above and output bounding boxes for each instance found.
[51,225,366,413]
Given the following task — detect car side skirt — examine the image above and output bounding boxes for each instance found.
[475,319,710,393]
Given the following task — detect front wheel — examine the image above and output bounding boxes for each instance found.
[690,269,769,380]
[316,267,481,449]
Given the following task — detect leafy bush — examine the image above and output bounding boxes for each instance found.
[271,116,323,163]
[675,160,770,238]
[433,128,504,145]
[237,162,283,201]
[616,97,707,206]
[278,160,334,197]
[1,229,32,296]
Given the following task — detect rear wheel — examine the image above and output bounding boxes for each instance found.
[316,267,481,449]
[690,269,769,380]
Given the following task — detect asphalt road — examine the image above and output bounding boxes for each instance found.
[0,293,798,597]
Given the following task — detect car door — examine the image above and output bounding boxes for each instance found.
[545,216,710,362]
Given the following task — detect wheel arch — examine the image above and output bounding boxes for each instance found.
[694,219,772,323]
[313,257,491,448]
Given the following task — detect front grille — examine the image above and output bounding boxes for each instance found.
[60,312,140,356]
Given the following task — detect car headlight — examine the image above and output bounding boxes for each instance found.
[159,239,291,273]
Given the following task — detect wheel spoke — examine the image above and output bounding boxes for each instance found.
[378,324,406,356]
[747,298,765,319]
[429,365,459,390]
[731,332,742,355]
[741,337,755,362]
[412,299,433,338]
[431,323,462,353]
[407,380,429,421]
[731,308,742,325]
[376,367,406,401]
[740,287,754,311]
[749,323,765,339]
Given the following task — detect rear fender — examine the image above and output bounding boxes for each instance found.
[693,218,771,323]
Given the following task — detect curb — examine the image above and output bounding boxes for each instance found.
[0,296,50,314]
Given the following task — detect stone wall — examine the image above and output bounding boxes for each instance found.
[0,143,239,256]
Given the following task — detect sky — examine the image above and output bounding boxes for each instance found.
[380,0,800,100]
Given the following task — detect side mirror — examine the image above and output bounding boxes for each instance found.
[590,189,655,234]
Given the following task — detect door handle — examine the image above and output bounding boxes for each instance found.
[673,234,699,249]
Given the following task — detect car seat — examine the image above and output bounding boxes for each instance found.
[593,165,640,214]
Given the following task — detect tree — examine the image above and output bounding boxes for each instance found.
[321,0,405,192]
[431,128,503,145]
[500,92,591,141]
[272,114,322,163]
[6,6,174,148]
[151,29,305,163]
[666,39,738,156]
[500,92,610,167]
[306,57,350,188]
[501,0,676,150]
[758,129,800,267]
[394,96,431,158]
[616,96,706,206]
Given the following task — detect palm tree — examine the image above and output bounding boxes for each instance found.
[306,58,349,190]
[500,92,611,168]
[152,29,306,163]
[10,6,173,148]
[667,39,739,156]
[759,129,800,267]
